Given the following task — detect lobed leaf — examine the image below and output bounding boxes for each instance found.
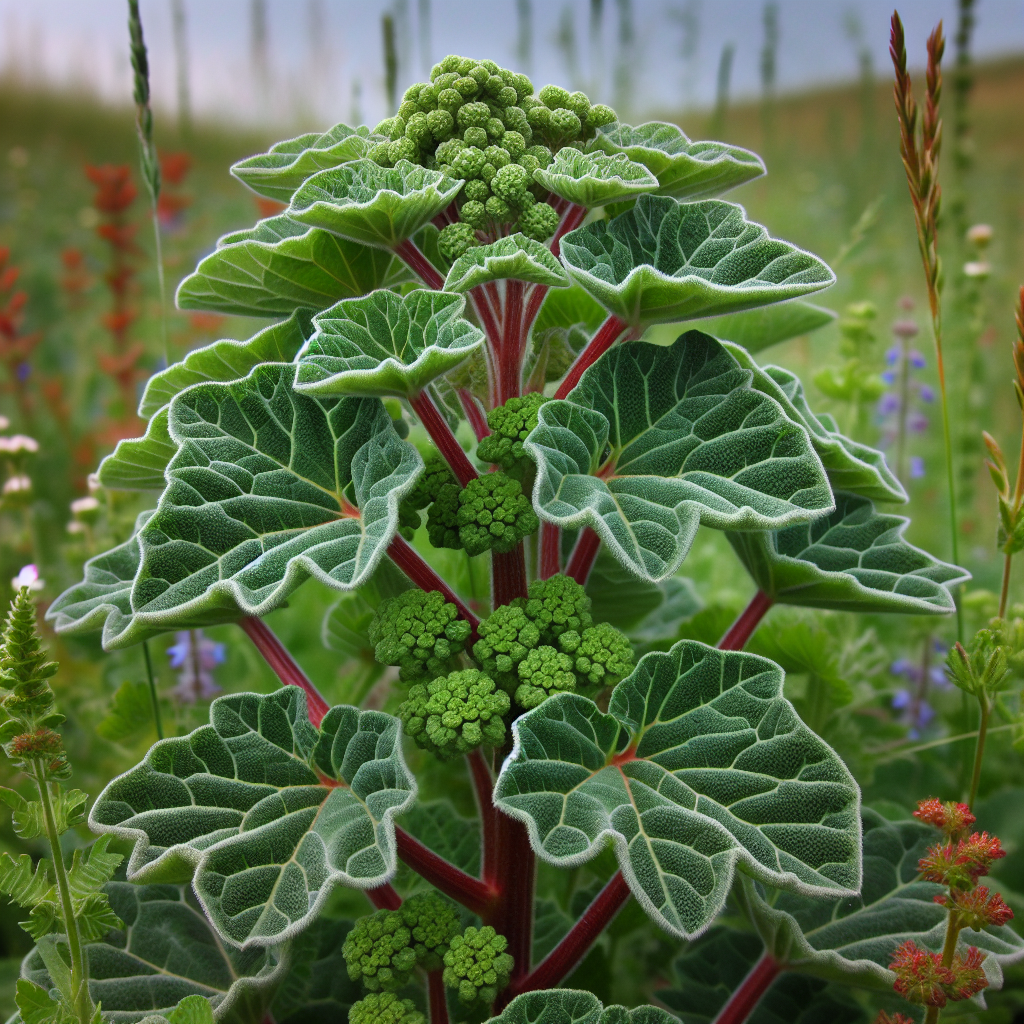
[176,215,406,319]
[727,491,969,613]
[589,122,765,200]
[89,688,416,947]
[534,284,608,335]
[231,123,375,202]
[444,234,570,292]
[494,639,862,940]
[534,149,660,209]
[491,989,679,1024]
[288,159,462,250]
[294,288,484,399]
[525,332,834,583]
[99,411,176,491]
[50,365,422,649]
[696,301,836,353]
[559,196,834,329]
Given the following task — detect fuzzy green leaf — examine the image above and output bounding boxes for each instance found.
[294,289,484,399]
[99,410,175,491]
[559,196,834,329]
[0,786,88,839]
[50,366,422,649]
[589,122,765,200]
[15,979,63,1024]
[491,990,679,1024]
[494,639,861,939]
[444,234,571,293]
[21,880,290,1023]
[722,343,906,503]
[288,159,462,250]
[89,688,416,947]
[176,215,406,319]
[534,284,608,335]
[139,310,316,419]
[534,150,660,209]
[231,124,375,202]
[734,809,1024,991]
[697,301,836,352]
[166,996,216,1024]
[525,333,834,583]
[727,491,969,613]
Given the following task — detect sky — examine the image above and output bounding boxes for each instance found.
[1,0,1022,130]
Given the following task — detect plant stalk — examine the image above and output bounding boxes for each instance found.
[428,970,449,1024]
[555,314,629,400]
[967,691,990,809]
[141,639,163,739]
[718,591,774,650]
[394,238,445,289]
[550,203,588,258]
[924,911,966,1024]
[367,882,403,910]
[710,953,781,1024]
[467,748,498,882]
[410,391,478,487]
[539,522,561,579]
[459,390,490,441]
[238,616,331,726]
[486,809,536,989]
[492,544,529,607]
[387,535,481,630]
[565,527,601,586]
[498,279,525,404]
[395,827,497,915]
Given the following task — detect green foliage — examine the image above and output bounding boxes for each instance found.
[399,668,510,758]
[0,589,60,734]
[478,394,550,469]
[426,481,464,550]
[442,925,514,1005]
[444,235,569,292]
[368,589,471,681]
[456,471,539,556]
[534,150,659,209]
[491,990,679,1024]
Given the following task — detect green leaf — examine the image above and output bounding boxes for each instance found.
[534,150,659,209]
[559,196,835,329]
[697,301,836,353]
[16,978,63,1024]
[50,366,422,649]
[99,410,175,491]
[734,809,1024,991]
[722,343,906,503]
[231,123,375,202]
[444,234,570,293]
[22,880,288,1023]
[589,122,765,200]
[139,310,316,419]
[533,899,574,963]
[97,680,161,745]
[491,990,679,1024]
[294,289,484,399]
[727,491,969,613]
[525,332,834,583]
[494,639,861,940]
[288,159,462,250]
[89,688,416,947]
[176,215,407,319]
[397,800,480,880]
[167,996,216,1024]
[0,787,87,839]
[534,284,608,335]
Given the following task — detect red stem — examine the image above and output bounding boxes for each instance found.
[539,522,561,579]
[467,749,498,883]
[492,544,529,607]
[387,535,480,631]
[394,238,445,290]
[428,970,449,1024]
[238,617,330,727]
[410,391,478,487]
[486,810,536,989]
[498,279,525,404]
[366,882,403,910]
[395,827,498,916]
[550,203,588,259]
[711,954,781,1024]
[459,389,490,441]
[501,871,631,1004]
[565,527,601,586]
[523,284,549,339]
[554,314,629,400]
[470,286,503,348]
[717,591,774,651]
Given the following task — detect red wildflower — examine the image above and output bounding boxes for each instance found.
[188,312,227,336]
[9,728,65,757]
[85,164,137,214]
[914,797,976,835]
[874,1014,914,1024]
[889,939,953,1007]
[160,150,192,185]
[936,885,1015,929]
[919,832,1006,889]
[949,946,989,1000]
[255,196,287,219]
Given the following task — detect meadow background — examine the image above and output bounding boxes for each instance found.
[1,1,1023,1018]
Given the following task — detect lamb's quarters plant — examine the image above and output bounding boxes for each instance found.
[7,46,1009,1024]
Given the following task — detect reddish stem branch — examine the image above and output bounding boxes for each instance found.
[550,203,588,259]
[428,970,449,1024]
[394,238,446,290]
[565,527,601,586]
[522,284,549,339]
[395,827,498,916]
[486,810,536,988]
[711,954,781,1024]
[498,279,525,404]
[459,390,490,441]
[539,522,561,579]
[238,617,330,727]
[717,591,774,651]
[502,871,631,1003]
[492,544,529,607]
[467,749,498,883]
[387,535,480,631]
[555,314,629,400]
[470,287,503,348]
[410,391,478,487]
[366,882,403,910]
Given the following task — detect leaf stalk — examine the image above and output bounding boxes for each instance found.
[710,953,781,1024]
[555,314,629,400]
[718,591,774,651]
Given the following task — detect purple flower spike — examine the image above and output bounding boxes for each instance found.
[878,393,900,415]
[167,629,225,702]
[910,350,926,369]
[910,456,925,478]
[918,385,934,402]
[881,370,896,386]
[909,412,928,433]
[886,346,901,366]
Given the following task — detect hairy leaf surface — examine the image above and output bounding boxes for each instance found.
[50,366,421,649]
[89,688,416,947]
[444,234,570,292]
[492,989,678,1024]
[231,124,375,202]
[294,289,484,398]
[728,491,968,613]
[494,640,861,939]
[525,333,834,582]
[559,196,834,328]
[589,123,765,200]
[99,411,176,491]
[534,150,660,209]
[176,216,405,318]
[288,159,462,250]
[697,301,835,353]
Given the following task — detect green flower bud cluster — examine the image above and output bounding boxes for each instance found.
[428,471,539,556]
[368,590,472,682]
[399,450,457,539]
[349,993,425,1024]
[399,668,510,759]
[476,393,549,470]
[442,925,514,1005]
[524,574,593,644]
[472,603,541,688]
